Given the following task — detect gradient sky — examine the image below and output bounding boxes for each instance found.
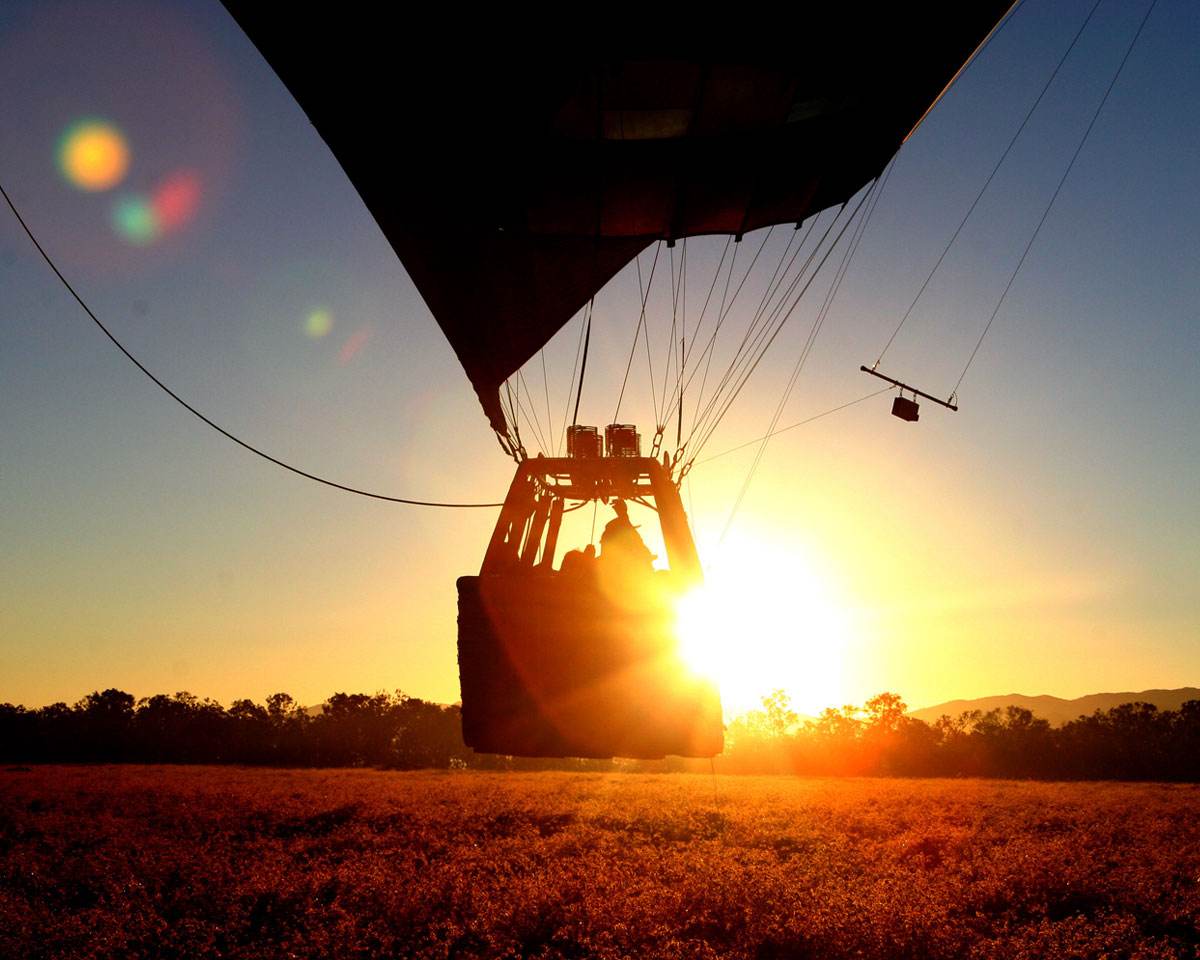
[2,0,1196,718]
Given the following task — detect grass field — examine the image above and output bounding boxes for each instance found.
[1,767,1198,959]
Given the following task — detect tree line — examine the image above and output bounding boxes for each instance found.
[722,691,1200,780]
[2,688,1198,779]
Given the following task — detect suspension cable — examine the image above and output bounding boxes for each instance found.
[557,300,590,452]
[686,236,741,437]
[682,227,778,425]
[689,216,831,441]
[876,0,1104,367]
[689,184,875,465]
[614,242,661,424]
[684,224,814,452]
[687,203,852,459]
[572,302,593,429]
[698,387,892,464]
[953,0,1158,396]
[539,347,555,456]
[515,370,550,453]
[0,178,504,508]
[717,184,879,540]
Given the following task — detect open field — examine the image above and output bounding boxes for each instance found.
[1,767,1198,959]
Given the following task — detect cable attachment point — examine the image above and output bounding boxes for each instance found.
[649,426,665,458]
[860,364,959,421]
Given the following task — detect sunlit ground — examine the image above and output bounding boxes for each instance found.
[676,532,859,718]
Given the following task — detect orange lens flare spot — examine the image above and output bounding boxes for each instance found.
[58,120,130,192]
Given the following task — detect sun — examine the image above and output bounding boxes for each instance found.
[676,532,858,719]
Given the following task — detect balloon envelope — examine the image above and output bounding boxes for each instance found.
[222,10,1013,431]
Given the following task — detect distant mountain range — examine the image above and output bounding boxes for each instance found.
[909,688,1200,727]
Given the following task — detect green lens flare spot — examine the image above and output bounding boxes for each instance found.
[305,308,333,338]
[112,195,160,245]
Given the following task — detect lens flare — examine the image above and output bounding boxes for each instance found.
[151,169,201,233]
[112,195,160,245]
[305,308,333,338]
[58,120,130,192]
[338,326,371,364]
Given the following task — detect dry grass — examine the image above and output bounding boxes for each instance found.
[1,766,1198,958]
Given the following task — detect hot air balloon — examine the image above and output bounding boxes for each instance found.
[220,10,1013,758]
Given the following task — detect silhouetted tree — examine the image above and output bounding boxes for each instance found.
[4,688,1200,779]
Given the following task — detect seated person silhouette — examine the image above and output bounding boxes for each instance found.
[559,543,596,576]
[598,499,655,575]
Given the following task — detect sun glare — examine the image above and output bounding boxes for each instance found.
[676,534,857,718]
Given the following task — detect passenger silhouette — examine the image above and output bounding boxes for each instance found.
[560,543,596,575]
[599,499,655,573]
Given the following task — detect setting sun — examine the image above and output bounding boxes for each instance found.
[676,532,859,719]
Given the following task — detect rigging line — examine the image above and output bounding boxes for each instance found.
[558,300,590,453]
[497,372,524,457]
[677,240,688,448]
[661,237,689,423]
[953,0,1158,396]
[877,0,1103,366]
[686,237,740,436]
[501,379,520,449]
[686,215,817,439]
[681,237,687,371]
[614,241,661,424]
[705,217,824,408]
[690,186,874,462]
[676,225,786,444]
[823,149,898,322]
[903,0,1026,146]
[519,370,551,454]
[662,242,679,423]
[744,223,805,333]
[676,238,688,420]
[517,371,550,454]
[698,388,893,464]
[789,162,892,395]
[0,179,503,509]
[504,378,521,448]
[643,262,662,427]
[702,226,778,370]
[687,206,845,454]
[514,375,528,452]
[667,236,732,444]
[662,239,685,423]
[668,223,802,441]
[717,196,869,542]
[700,202,859,456]
[540,348,555,456]
[572,302,593,428]
[678,236,730,374]
[690,214,830,436]
[638,252,661,428]
[685,220,780,426]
